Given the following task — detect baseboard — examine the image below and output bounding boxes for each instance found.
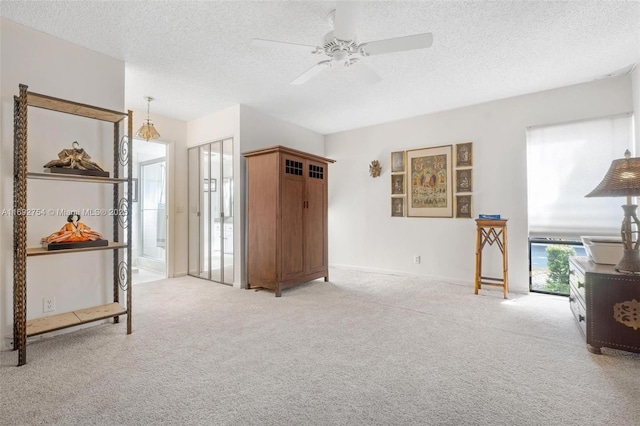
[329,263,471,285]
[171,266,526,294]
[329,264,531,294]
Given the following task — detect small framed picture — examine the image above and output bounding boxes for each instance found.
[391,173,405,195]
[456,169,472,193]
[456,195,472,218]
[391,197,405,217]
[456,142,473,167]
[391,151,405,173]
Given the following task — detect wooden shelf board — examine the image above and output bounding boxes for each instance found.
[28,172,128,184]
[74,303,127,322]
[26,312,80,336]
[26,303,126,337]
[27,92,127,123]
[27,242,128,257]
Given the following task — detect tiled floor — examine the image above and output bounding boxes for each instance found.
[132,267,165,285]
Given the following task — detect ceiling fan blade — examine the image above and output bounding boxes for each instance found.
[350,62,382,85]
[291,61,330,85]
[252,38,318,53]
[362,33,433,56]
[333,1,363,41]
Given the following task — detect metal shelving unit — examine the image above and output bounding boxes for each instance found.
[13,84,133,366]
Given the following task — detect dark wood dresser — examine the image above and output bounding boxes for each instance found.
[569,256,640,354]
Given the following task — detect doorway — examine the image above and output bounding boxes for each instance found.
[188,138,234,285]
[132,139,168,284]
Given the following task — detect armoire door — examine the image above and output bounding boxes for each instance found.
[280,155,305,280]
[305,160,328,274]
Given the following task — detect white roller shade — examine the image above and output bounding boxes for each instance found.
[526,114,634,238]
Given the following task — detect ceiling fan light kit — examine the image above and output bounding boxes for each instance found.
[253,1,433,85]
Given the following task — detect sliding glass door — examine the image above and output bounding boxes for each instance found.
[188,139,234,285]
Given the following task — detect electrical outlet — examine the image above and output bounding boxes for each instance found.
[414,255,421,264]
[43,297,55,313]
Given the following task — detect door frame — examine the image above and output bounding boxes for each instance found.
[138,156,167,265]
[132,137,173,279]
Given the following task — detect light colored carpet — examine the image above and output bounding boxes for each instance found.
[1,268,639,426]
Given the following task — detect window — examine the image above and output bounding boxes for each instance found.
[526,113,634,294]
[527,114,634,239]
[529,239,587,295]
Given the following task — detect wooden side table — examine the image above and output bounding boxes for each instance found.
[475,219,509,298]
[569,256,640,354]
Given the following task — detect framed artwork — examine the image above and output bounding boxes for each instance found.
[391,173,405,195]
[456,142,473,167]
[391,197,405,217]
[391,151,405,173]
[456,195,472,218]
[406,145,453,218]
[456,169,472,193]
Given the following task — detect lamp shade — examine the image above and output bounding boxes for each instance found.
[585,150,640,198]
[136,96,160,141]
[136,119,161,141]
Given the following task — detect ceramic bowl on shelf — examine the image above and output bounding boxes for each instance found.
[580,236,624,265]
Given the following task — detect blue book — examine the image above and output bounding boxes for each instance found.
[478,214,501,220]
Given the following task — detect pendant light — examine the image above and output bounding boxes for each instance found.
[136,96,160,141]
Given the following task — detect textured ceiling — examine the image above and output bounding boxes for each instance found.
[2,1,639,135]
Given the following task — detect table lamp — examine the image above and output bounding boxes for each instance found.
[586,150,640,273]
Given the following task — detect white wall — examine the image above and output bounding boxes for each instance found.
[238,105,325,156]
[325,75,633,293]
[187,105,240,147]
[1,19,125,348]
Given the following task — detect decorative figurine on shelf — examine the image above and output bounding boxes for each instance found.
[369,160,382,178]
[44,141,109,177]
[42,212,105,249]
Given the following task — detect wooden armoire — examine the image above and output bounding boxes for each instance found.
[244,146,335,296]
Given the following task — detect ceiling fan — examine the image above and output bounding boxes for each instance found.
[252,1,433,85]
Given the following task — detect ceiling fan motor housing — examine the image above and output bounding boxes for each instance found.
[322,30,360,66]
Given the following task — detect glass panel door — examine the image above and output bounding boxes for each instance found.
[188,148,200,276]
[188,139,234,285]
[209,140,222,283]
[221,138,234,284]
[199,144,211,279]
